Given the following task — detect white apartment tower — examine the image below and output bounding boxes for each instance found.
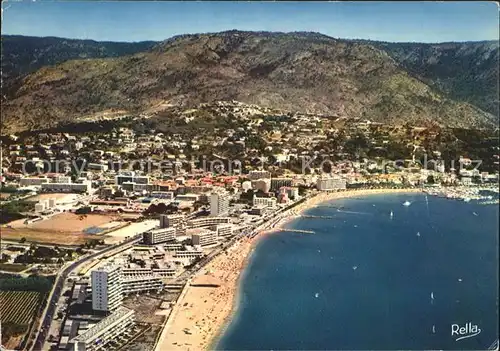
[210,192,230,217]
[91,265,123,313]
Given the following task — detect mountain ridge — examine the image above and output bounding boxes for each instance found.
[1,31,498,134]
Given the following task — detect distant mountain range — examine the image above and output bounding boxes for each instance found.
[363,40,499,117]
[1,35,157,81]
[1,31,498,134]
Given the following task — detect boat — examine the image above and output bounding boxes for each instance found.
[416,232,421,237]
[431,292,434,299]
[402,201,411,206]
[315,293,319,298]
[390,211,394,218]
[352,266,358,270]
[473,212,479,216]
[463,197,471,202]
[432,325,436,333]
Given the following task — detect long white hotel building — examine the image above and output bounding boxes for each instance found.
[187,216,231,228]
[316,176,347,191]
[142,227,176,245]
[173,246,204,259]
[121,266,177,278]
[122,275,163,295]
[68,306,135,351]
[191,229,218,247]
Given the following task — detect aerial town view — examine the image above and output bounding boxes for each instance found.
[0,1,499,351]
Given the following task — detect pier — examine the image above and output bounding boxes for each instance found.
[299,215,336,220]
[315,205,344,209]
[274,228,316,234]
[479,199,499,205]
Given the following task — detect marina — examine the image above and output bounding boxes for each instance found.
[423,185,499,202]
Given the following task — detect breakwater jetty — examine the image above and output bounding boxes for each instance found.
[299,215,336,220]
[274,228,316,234]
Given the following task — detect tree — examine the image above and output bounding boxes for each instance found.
[193,200,204,211]
[255,189,267,197]
[298,185,309,196]
[144,202,178,215]
[75,206,92,215]
[427,175,435,184]
[238,189,254,204]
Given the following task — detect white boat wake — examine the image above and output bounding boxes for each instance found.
[337,209,372,215]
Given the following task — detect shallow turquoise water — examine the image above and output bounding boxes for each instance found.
[217,193,499,350]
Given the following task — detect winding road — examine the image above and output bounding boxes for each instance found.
[30,235,141,351]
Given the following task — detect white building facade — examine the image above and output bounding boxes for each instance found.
[91,265,123,313]
[122,275,163,295]
[210,193,230,217]
[187,217,231,228]
[212,224,233,238]
[143,227,176,245]
[316,176,347,191]
[191,230,218,247]
[253,196,277,208]
[68,306,134,351]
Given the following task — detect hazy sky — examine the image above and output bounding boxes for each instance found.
[2,1,499,43]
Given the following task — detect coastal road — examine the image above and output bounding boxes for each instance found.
[30,235,141,351]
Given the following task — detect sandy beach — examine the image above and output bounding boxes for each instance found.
[158,188,422,351]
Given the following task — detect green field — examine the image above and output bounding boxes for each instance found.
[0,263,29,272]
[0,291,40,325]
[0,275,53,348]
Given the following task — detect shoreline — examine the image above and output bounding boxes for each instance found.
[264,187,422,234]
[159,188,422,350]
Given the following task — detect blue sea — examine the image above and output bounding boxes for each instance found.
[217,193,499,350]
